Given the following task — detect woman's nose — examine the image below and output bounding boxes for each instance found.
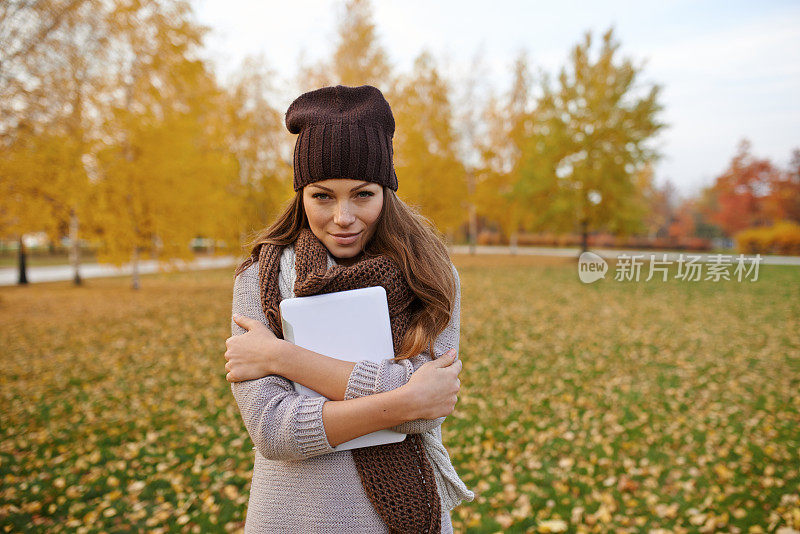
[333,202,356,226]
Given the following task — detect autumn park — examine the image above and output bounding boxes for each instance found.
[1,0,799,532]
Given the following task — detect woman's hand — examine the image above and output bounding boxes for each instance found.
[224,314,284,382]
[400,349,462,420]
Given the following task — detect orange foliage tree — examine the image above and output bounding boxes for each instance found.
[762,148,800,224]
[707,139,784,237]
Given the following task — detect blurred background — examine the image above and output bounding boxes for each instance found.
[1,1,799,533]
[2,0,799,287]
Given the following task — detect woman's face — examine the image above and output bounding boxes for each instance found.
[302,178,384,266]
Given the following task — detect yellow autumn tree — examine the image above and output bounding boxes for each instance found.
[333,0,394,90]
[0,124,70,283]
[450,50,492,249]
[393,50,466,235]
[0,0,107,284]
[475,50,538,247]
[223,55,294,246]
[89,0,238,288]
[296,0,395,95]
[634,162,676,239]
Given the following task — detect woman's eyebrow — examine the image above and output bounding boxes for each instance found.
[311,183,372,192]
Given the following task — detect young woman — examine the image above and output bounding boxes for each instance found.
[223,84,473,533]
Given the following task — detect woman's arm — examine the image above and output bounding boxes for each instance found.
[227,264,462,415]
[270,344,356,401]
[320,351,458,446]
[269,259,459,406]
[228,262,460,458]
[229,263,333,460]
[225,313,356,401]
[344,264,462,434]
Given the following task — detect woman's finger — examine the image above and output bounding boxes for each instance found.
[233,314,262,332]
[432,350,457,367]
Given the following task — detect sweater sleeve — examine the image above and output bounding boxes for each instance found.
[229,263,336,461]
[344,263,462,435]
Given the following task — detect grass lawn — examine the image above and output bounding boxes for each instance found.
[1,254,798,533]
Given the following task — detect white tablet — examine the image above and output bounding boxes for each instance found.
[279,286,407,451]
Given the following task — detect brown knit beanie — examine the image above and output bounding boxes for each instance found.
[285,84,398,192]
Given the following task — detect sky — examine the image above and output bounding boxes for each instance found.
[192,0,800,201]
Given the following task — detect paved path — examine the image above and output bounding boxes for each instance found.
[0,255,238,286]
[2,246,798,286]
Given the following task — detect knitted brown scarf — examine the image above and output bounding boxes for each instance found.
[253,227,442,533]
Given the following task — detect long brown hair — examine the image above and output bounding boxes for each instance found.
[234,187,457,361]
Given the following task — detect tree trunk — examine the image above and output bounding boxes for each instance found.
[131,246,140,290]
[17,236,28,285]
[69,210,82,285]
[510,231,518,255]
[465,169,478,256]
[468,203,477,255]
[581,218,589,253]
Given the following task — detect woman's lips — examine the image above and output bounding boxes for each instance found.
[331,232,361,245]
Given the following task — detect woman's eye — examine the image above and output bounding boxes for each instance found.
[311,191,373,200]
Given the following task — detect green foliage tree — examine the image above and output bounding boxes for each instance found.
[520,27,666,251]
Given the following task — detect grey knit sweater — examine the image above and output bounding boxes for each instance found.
[230,243,473,533]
